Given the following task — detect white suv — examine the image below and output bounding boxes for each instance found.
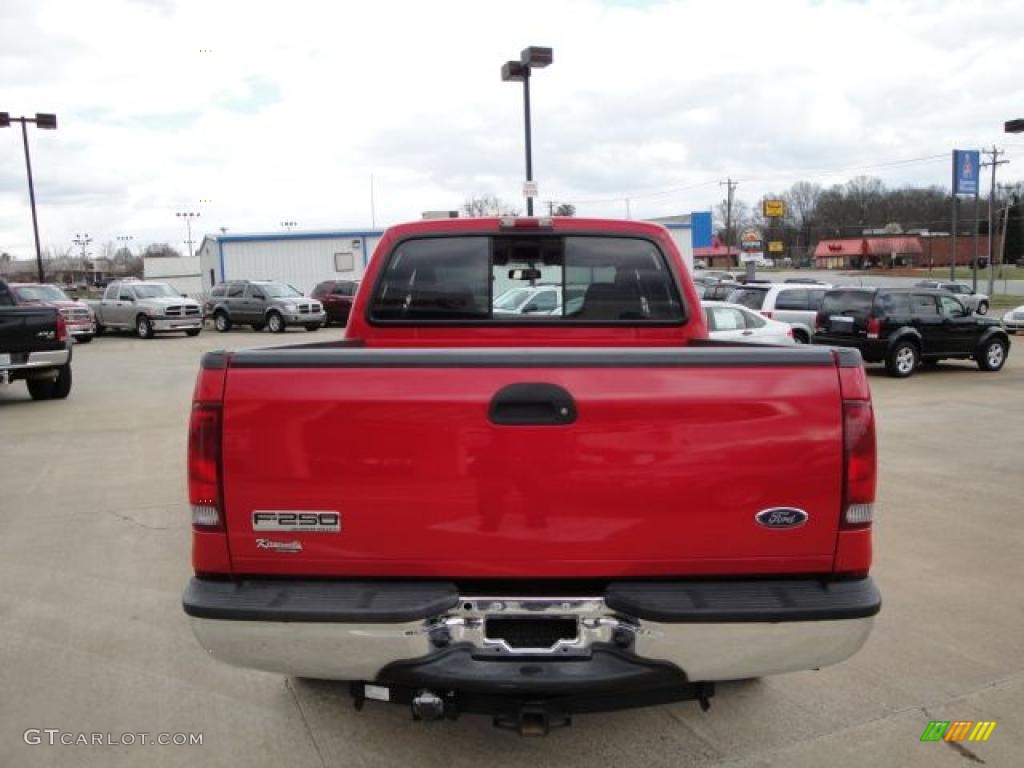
[726,283,832,343]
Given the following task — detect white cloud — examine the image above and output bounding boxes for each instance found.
[1,0,1022,257]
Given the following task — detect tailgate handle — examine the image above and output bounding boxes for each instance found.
[489,383,577,426]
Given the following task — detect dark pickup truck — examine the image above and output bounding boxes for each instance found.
[0,278,73,400]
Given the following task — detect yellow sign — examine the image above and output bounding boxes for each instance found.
[769,241,784,253]
[763,200,785,218]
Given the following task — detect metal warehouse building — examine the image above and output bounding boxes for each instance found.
[196,213,711,296]
[197,229,384,295]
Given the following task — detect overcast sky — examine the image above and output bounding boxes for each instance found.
[2,0,1023,258]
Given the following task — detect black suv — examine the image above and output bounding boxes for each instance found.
[813,287,1010,378]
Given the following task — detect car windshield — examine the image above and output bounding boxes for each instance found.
[260,283,302,298]
[133,284,178,298]
[15,285,69,302]
[493,288,533,311]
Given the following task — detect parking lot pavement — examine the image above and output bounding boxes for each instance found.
[1,330,1022,767]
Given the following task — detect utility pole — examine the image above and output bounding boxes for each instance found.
[720,179,738,269]
[625,198,631,219]
[982,147,1009,295]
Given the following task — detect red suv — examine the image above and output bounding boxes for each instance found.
[311,280,359,326]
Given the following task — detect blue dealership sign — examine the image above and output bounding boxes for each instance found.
[952,149,980,196]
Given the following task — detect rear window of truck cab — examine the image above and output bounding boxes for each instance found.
[369,235,685,323]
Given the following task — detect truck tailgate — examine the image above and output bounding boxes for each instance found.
[219,347,844,578]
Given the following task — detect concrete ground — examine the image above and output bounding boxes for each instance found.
[1,327,1021,767]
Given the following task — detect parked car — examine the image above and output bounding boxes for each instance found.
[0,278,73,400]
[183,216,879,733]
[727,283,831,343]
[702,300,795,344]
[205,280,325,333]
[1001,304,1024,334]
[913,281,989,314]
[697,270,736,282]
[9,282,96,343]
[784,278,828,285]
[311,280,360,326]
[89,280,203,339]
[701,279,741,301]
[813,287,1010,377]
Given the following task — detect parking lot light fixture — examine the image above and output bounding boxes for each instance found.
[501,46,553,216]
[1,110,58,282]
[1005,119,1024,134]
[176,211,201,258]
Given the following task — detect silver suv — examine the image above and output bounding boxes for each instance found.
[205,280,325,333]
[726,283,831,343]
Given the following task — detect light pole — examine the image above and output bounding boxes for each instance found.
[501,46,553,217]
[72,233,92,259]
[280,220,298,231]
[176,211,200,257]
[1,111,57,282]
[116,234,134,255]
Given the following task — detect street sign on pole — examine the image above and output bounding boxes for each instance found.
[522,180,538,199]
[952,150,980,196]
[768,240,784,253]
[763,199,785,218]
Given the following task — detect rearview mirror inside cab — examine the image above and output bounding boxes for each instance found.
[509,268,542,281]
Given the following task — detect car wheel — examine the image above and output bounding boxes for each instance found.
[885,341,919,378]
[136,315,153,339]
[186,329,202,337]
[27,365,72,400]
[95,324,106,336]
[976,301,989,315]
[267,311,286,333]
[214,312,232,332]
[792,329,810,344]
[977,338,1007,372]
[304,323,320,332]
[77,335,93,344]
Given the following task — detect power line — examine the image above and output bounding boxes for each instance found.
[552,152,950,210]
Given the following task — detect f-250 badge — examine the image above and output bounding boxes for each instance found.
[252,510,340,533]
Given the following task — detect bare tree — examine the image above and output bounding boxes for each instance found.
[461,195,521,218]
[553,203,576,217]
[141,243,184,259]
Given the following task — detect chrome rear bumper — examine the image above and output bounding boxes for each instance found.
[188,585,877,683]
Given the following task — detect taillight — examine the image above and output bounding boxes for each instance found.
[816,311,827,330]
[841,401,876,529]
[55,313,68,343]
[866,316,881,339]
[786,326,794,338]
[188,402,223,530]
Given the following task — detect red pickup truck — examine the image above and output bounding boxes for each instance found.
[183,217,879,734]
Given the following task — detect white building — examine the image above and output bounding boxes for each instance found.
[143,255,202,296]
[197,229,385,296]
[195,216,709,298]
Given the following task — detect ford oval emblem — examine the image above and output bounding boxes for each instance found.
[755,507,808,529]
